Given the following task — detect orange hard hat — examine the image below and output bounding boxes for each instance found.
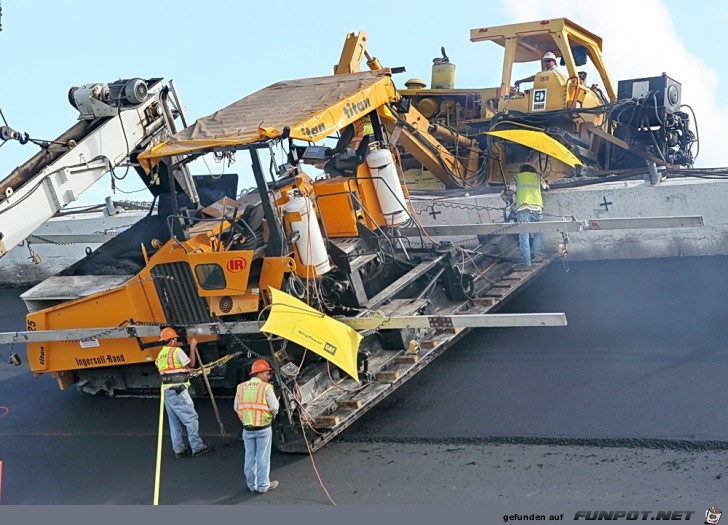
[250,359,272,375]
[159,327,179,342]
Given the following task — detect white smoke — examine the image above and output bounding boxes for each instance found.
[499,0,726,168]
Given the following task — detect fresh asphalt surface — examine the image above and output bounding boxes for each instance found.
[1,256,728,507]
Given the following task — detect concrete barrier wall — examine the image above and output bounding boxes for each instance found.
[410,177,728,261]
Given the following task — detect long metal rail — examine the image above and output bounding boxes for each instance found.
[0,312,567,345]
[399,215,704,237]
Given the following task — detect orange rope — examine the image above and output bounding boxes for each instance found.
[301,417,336,505]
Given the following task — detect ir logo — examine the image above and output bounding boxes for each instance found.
[226,258,247,272]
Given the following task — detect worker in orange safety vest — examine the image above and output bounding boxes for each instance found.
[234,359,280,494]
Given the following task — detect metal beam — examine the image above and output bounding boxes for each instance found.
[27,233,118,244]
[251,148,285,257]
[343,313,567,329]
[0,312,567,345]
[364,256,444,310]
[399,216,704,237]
[582,216,704,230]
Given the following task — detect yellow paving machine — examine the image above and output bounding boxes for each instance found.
[0,18,704,452]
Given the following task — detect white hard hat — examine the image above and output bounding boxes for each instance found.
[543,52,557,61]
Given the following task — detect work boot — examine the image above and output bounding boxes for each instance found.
[258,480,279,493]
[192,443,213,457]
[174,448,191,459]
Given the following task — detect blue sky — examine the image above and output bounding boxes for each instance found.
[2,0,727,206]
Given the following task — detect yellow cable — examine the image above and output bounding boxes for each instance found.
[153,387,165,505]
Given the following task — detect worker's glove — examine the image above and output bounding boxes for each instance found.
[172,384,186,394]
[514,81,521,90]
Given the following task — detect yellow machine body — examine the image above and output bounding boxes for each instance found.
[25,69,421,390]
[314,164,391,238]
[314,177,362,238]
[431,60,456,90]
[394,18,620,185]
[25,205,260,386]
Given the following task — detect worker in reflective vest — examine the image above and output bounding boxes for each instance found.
[234,359,280,494]
[323,114,375,177]
[514,51,565,90]
[347,114,374,152]
[155,327,212,459]
[503,162,550,268]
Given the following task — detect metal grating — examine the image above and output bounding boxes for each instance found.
[151,262,211,325]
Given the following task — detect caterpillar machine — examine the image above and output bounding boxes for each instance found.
[386,17,696,187]
[0,18,704,453]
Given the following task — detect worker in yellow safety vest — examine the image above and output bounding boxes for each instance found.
[502,162,550,268]
[324,113,375,177]
[155,327,212,459]
[347,114,375,152]
[234,359,280,494]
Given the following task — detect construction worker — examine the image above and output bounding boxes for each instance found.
[155,327,212,459]
[514,51,563,89]
[324,113,375,177]
[503,162,550,268]
[235,359,280,494]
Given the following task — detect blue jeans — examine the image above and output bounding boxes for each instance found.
[243,427,273,492]
[516,209,543,266]
[163,387,205,454]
